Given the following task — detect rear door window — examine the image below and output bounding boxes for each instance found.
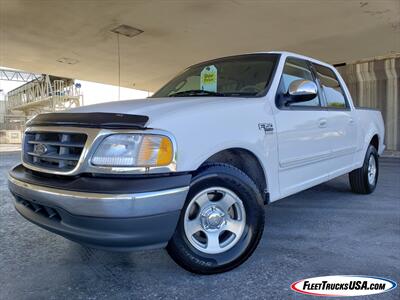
[312,64,348,109]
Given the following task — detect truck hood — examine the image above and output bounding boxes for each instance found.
[68,96,253,127]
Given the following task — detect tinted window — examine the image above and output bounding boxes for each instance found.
[313,64,347,108]
[152,54,278,98]
[280,58,320,107]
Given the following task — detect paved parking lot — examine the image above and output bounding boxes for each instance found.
[1,152,399,299]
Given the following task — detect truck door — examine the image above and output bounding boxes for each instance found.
[274,57,333,197]
[311,63,358,175]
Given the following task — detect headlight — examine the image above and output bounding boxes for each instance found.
[91,134,173,167]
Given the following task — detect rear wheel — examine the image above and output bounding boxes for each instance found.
[349,145,379,194]
[167,163,265,274]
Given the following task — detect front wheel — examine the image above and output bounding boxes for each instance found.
[167,163,265,274]
[349,145,379,194]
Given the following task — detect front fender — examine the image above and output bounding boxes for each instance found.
[147,97,281,201]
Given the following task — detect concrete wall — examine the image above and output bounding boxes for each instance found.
[337,55,399,151]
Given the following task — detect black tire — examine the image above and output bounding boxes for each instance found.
[349,145,379,194]
[167,163,265,274]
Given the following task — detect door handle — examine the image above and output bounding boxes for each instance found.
[318,118,327,128]
[349,118,355,125]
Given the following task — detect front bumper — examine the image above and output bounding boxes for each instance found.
[8,165,191,250]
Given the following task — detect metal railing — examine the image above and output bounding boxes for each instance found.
[6,75,82,113]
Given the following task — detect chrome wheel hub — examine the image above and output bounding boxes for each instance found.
[183,187,246,254]
[368,155,377,185]
[201,206,225,230]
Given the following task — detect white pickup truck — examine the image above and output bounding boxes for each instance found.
[8,52,385,274]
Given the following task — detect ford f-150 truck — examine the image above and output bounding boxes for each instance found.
[8,52,385,274]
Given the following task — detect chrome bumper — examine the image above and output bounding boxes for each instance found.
[8,175,189,218]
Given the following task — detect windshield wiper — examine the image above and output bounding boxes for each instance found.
[168,90,226,97]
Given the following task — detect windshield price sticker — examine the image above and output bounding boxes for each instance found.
[200,65,217,92]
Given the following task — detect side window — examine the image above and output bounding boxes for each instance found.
[313,64,348,109]
[280,58,320,107]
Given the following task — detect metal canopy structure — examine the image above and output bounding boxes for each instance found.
[1,0,399,92]
[0,68,41,82]
[6,75,82,116]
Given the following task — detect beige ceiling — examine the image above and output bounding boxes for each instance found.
[1,0,399,92]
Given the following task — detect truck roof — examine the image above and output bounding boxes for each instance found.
[260,51,334,69]
[191,51,335,70]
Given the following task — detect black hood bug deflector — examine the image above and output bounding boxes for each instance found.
[26,112,149,129]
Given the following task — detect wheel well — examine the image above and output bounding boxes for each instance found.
[200,148,267,202]
[370,135,379,152]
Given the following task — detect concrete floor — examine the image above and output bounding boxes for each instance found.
[1,152,399,299]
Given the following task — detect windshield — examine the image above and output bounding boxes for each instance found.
[152,54,279,98]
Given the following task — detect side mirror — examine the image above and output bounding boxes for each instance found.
[287,79,318,103]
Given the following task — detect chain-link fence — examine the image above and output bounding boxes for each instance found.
[0,114,27,148]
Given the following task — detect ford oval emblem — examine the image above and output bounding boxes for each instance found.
[33,143,48,156]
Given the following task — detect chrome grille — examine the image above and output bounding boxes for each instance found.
[23,131,87,171]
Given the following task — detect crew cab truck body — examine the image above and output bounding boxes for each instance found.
[8,52,385,274]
